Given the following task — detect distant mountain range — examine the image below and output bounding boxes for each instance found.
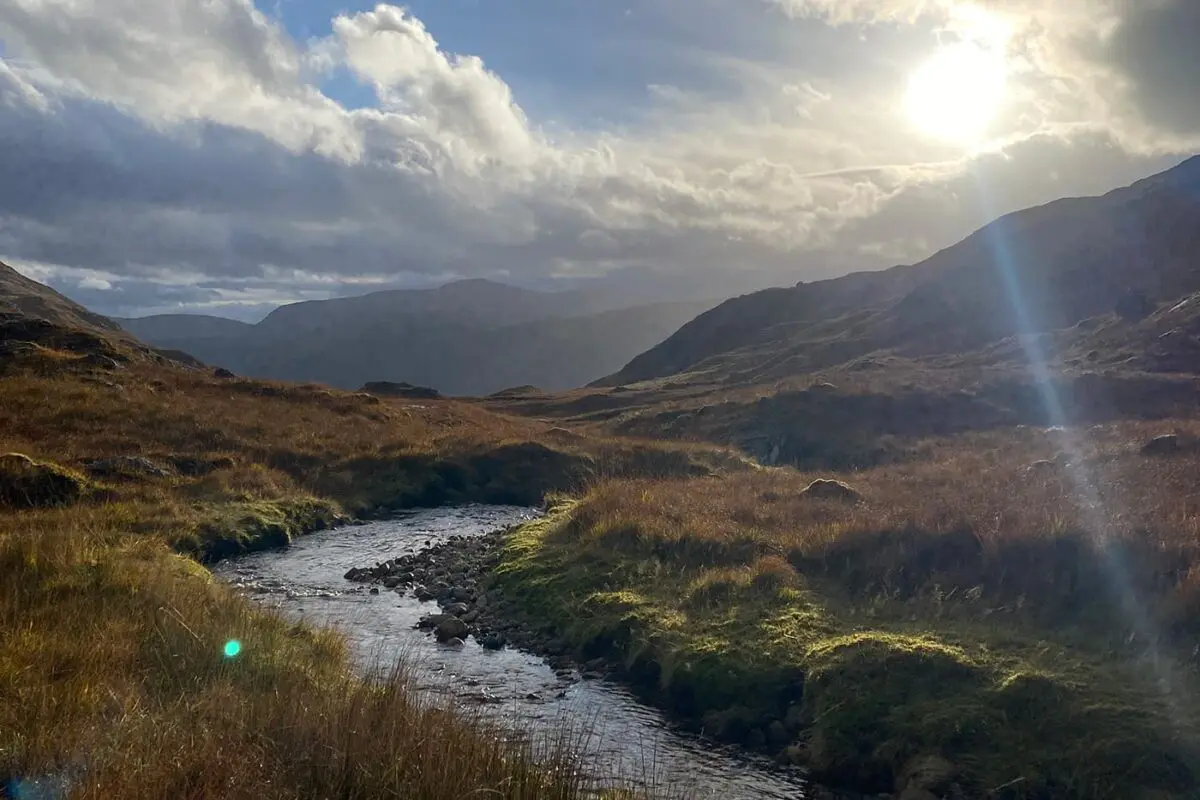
[118,280,719,395]
[601,155,1200,387]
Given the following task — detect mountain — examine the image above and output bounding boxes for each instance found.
[1,260,121,333]
[122,279,720,395]
[601,155,1200,387]
[117,314,251,342]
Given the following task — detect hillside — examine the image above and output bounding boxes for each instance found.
[602,155,1200,387]
[124,280,717,394]
[1,259,121,333]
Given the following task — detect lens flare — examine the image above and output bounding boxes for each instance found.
[224,639,242,658]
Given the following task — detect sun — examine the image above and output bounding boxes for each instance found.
[906,41,1008,145]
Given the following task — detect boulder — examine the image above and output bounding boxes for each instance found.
[444,602,470,616]
[0,453,87,509]
[82,456,172,479]
[417,613,451,630]
[441,637,465,647]
[167,455,235,476]
[799,478,862,503]
[1141,434,1182,456]
[435,617,469,642]
[479,632,507,650]
[213,367,236,379]
[82,353,121,371]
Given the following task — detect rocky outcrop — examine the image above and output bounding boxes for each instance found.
[359,381,442,400]
[0,453,88,509]
[800,479,862,503]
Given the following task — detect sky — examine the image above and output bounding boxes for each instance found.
[0,0,1196,321]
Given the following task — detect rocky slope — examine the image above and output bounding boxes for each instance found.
[1,260,121,333]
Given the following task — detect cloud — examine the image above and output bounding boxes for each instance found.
[0,0,1194,318]
[1104,0,1200,136]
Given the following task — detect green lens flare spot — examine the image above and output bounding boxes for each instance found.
[224,640,242,658]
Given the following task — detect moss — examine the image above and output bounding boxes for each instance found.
[494,501,1200,799]
[176,496,344,561]
[0,453,90,509]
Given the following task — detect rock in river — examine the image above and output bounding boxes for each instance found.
[435,616,469,642]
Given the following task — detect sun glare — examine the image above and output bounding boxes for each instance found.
[906,41,1008,145]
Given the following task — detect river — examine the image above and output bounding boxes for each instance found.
[213,504,815,799]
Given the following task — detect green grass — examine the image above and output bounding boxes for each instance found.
[494,495,1200,798]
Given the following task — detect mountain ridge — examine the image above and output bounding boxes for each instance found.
[120,278,721,395]
[600,154,1200,387]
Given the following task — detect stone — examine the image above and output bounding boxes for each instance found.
[417,613,451,630]
[83,456,172,479]
[444,602,470,616]
[213,367,236,379]
[441,637,465,647]
[479,632,507,650]
[899,754,957,794]
[451,586,474,602]
[435,617,469,642]
[461,610,479,624]
[415,587,435,602]
[0,453,87,509]
[368,587,380,595]
[766,720,789,746]
[799,478,863,503]
[82,353,121,371]
[382,576,402,589]
[1142,434,1182,456]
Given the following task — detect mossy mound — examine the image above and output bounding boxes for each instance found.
[0,453,89,509]
[180,497,345,561]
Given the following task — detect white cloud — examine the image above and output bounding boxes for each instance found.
[0,0,1195,317]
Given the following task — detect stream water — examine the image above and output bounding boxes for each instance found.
[213,505,813,799]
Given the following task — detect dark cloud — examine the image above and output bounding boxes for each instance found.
[1107,0,1200,135]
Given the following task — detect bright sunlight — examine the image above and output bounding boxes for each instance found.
[906,41,1008,145]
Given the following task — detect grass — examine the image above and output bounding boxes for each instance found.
[0,511,638,799]
[0,356,739,558]
[0,336,740,799]
[494,423,1200,798]
[8,323,1200,798]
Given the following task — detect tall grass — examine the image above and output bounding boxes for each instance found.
[494,422,1200,797]
[0,511,645,799]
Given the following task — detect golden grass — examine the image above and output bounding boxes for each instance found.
[0,512,627,799]
[495,422,1200,797]
[0,345,736,799]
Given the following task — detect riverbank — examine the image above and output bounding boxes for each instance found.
[351,425,1200,799]
[0,341,742,798]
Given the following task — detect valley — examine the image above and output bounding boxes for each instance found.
[3,155,1200,799]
